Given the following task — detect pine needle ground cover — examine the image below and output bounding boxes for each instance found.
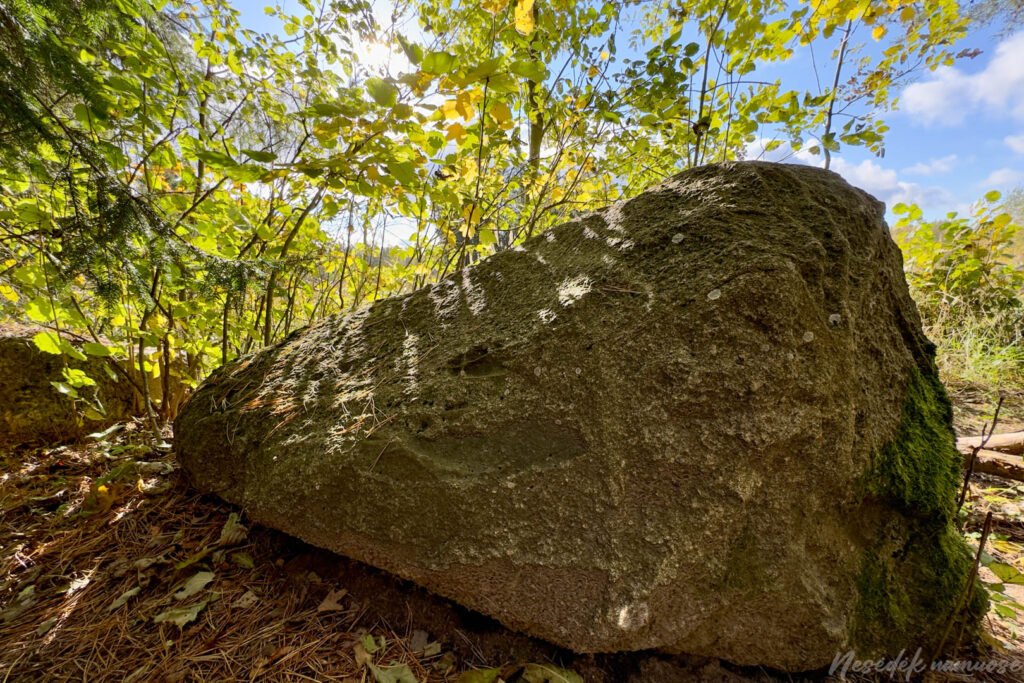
[2,413,1024,682]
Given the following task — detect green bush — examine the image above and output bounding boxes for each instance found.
[893,191,1024,388]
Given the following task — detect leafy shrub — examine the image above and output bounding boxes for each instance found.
[893,191,1024,388]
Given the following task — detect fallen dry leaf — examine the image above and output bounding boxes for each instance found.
[317,587,347,612]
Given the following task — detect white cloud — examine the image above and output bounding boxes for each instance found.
[828,158,953,208]
[980,167,1024,187]
[902,154,957,176]
[744,139,954,209]
[1006,133,1024,154]
[901,32,1024,126]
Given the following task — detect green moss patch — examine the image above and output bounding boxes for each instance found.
[867,366,961,520]
[853,367,986,655]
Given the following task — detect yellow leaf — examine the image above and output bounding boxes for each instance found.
[489,102,513,129]
[462,203,482,230]
[900,6,915,22]
[446,122,467,142]
[0,285,18,302]
[588,65,599,78]
[514,0,536,35]
[455,92,475,121]
[483,0,509,14]
[440,100,461,120]
[872,25,887,41]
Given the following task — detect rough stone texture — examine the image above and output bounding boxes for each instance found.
[175,162,982,671]
[0,324,135,446]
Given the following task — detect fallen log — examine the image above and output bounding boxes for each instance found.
[963,449,1024,482]
[966,511,1024,543]
[957,431,1024,456]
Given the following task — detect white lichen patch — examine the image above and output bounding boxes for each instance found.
[601,254,616,266]
[544,231,556,242]
[461,268,487,316]
[583,226,599,239]
[401,332,420,395]
[429,279,461,321]
[302,379,320,410]
[803,331,815,343]
[538,308,557,324]
[535,253,548,265]
[829,313,842,326]
[602,201,627,233]
[614,602,650,631]
[734,470,763,502]
[558,275,592,307]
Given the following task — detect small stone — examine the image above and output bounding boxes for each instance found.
[707,289,722,301]
[671,233,685,244]
[803,331,815,343]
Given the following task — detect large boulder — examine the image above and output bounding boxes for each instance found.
[175,162,983,671]
[0,324,135,447]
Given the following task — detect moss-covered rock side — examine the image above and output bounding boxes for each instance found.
[175,161,982,672]
[0,324,135,447]
[854,367,986,656]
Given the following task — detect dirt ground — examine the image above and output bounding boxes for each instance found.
[1,387,1023,682]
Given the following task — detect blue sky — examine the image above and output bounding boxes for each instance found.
[241,2,1022,223]
[789,24,1024,218]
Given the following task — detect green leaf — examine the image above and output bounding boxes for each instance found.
[422,51,458,75]
[59,340,87,361]
[456,669,501,683]
[309,102,348,117]
[520,663,584,683]
[387,161,418,187]
[366,77,399,107]
[458,57,503,86]
[241,149,277,163]
[33,330,62,355]
[989,562,1024,585]
[25,297,54,323]
[194,150,236,167]
[361,634,383,653]
[230,552,255,569]
[63,368,96,388]
[510,60,547,82]
[50,381,79,398]
[83,342,112,357]
[370,663,418,683]
[397,35,423,65]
